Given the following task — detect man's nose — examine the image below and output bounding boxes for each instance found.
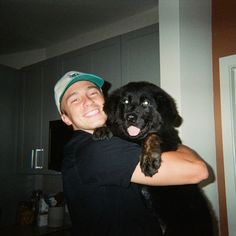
[83,96,94,106]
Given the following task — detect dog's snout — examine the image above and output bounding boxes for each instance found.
[127,114,137,123]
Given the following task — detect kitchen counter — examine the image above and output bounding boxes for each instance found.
[0,224,71,236]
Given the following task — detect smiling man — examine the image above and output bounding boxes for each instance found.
[54,71,209,236]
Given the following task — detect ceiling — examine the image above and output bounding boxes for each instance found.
[0,0,158,55]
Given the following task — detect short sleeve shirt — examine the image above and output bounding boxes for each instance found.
[62,130,163,236]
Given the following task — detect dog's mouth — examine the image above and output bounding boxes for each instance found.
[127,125,141,136]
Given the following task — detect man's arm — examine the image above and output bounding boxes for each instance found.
[131,144,209,186]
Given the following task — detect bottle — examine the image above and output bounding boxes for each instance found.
[37,195,49,227]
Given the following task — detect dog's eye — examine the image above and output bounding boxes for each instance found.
[123,99,129,104]
[142,100,150,107]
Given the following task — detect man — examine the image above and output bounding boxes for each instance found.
[54,71,208,236]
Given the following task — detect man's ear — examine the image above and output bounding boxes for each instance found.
[61,114,72,126]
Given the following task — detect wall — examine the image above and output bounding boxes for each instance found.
[159,0,236,235]
[212,0,236,235]
[159,0,218,229]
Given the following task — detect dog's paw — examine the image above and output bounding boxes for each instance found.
[140,151,161,177]
[140,133,162,177]
[93,126,113,140]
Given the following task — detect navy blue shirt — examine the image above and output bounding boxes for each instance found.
[62,130,162,236]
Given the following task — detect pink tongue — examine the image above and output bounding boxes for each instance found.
[127,126,141,136]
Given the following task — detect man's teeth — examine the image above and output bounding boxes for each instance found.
[85,109,99,117]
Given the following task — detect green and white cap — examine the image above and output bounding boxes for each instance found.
[54,71,104,113]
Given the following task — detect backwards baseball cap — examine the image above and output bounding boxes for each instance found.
[54,71,104,113]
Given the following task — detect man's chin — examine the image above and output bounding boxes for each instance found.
[92,119,107,129]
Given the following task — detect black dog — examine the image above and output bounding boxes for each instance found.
[94,81,215,236]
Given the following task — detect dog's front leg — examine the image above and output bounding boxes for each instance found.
[140,133,162,177]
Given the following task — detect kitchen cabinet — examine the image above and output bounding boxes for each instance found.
[90,37,122,92]
[61,37,122,93]
[18,58,61,174]
[121,24,160,85]
[0,66,20,172]
[41,58,61,173]
[61,47,91,73]
[18,63,44,173]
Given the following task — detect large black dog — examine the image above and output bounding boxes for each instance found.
[94,81,216,236]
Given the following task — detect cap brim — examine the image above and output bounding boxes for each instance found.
[59,73,104,103]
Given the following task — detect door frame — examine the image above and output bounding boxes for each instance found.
[219,54,236,235]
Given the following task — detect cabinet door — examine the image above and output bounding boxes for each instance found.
[90,37,122,93]
[41,58,61,173]
[121,24,160,85]
[18,65,43,172]
[61,48,91,74]
[0,67,20,172]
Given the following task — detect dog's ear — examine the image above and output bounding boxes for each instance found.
[155,91,183,128]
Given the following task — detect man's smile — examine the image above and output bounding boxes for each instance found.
[84,108,101,118]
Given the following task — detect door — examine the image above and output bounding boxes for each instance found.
[219,54,236,235]
[18,65,44,172]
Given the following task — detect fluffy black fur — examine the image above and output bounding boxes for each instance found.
[94,81,215,236]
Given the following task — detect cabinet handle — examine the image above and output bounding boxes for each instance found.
[31,149,35,168]
[34,148,44,169]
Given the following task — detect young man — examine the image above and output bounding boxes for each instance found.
[54,71,209,236]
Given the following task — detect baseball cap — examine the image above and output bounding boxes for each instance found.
[54,71,104,113]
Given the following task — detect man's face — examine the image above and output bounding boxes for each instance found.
[60,81,107,133]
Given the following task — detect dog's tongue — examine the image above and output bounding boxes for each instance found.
[127,126,141,136]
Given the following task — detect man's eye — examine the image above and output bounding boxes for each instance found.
[90,91,98,96]
[88,89,99,96]
[71,98,78,103]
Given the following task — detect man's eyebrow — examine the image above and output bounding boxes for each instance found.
[87,85,100,90]
[87,85,102,94]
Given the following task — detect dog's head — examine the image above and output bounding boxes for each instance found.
[104,81,182,141]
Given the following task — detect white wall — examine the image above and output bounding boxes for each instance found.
[0,7,158,69]
[159,0,219,221]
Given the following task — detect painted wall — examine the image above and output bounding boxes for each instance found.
[159,0,219,230]
[212,0,236,235]
[159,0,236,235]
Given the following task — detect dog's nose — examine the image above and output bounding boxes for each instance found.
[127,114,137,123]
